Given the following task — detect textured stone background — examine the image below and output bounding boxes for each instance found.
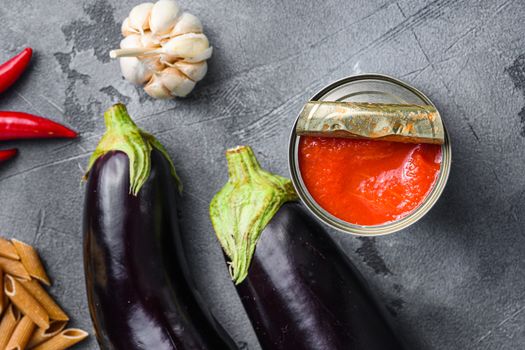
[0,0,524,349]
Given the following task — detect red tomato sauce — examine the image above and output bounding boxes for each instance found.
[298,136,442,226]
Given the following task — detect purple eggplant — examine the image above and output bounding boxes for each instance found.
[210,145,405,350]
[83,104,236,350]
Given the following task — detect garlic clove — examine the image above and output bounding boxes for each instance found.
[144,56,165,72]
[162,33,209,58]
[173,61,207,82]
[121,17,138,36]
[120,33,159,52]
[141,31,161,48]
[120,34,143,49]
[158,67,196,97]
[150,0,180,36]
[144,74,173,99]
[129,2,154,33]
[182,46,213,63]
[170,12,203,36]
[120,57,153,85]
[159,53,177,66]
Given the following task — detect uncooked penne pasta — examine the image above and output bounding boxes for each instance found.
[12,239,51,286]
[27,320,68,349]
[0,257,30,280]
[32,328,89,350]
[4,275,49,329]
[6,314,35,350]
[19,279,69,321]
[0,305,22,349]
[0,237,20,260]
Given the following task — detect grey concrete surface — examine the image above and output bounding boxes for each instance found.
[0,0,524,348]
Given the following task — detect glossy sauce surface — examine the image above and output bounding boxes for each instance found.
[298,137,442,226]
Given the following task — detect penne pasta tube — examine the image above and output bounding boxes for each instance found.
[0,305,22,349]
[6,314,35,350]
[0,238,20,260]
[27,320,68,349]
[0,257,30,280]
[32,328,89,350]
[4,275,49,329]
[19,279,69,321]
[12,240,51,286]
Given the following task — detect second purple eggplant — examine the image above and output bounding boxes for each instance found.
[210,145,405,350]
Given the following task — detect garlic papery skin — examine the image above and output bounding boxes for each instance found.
[170,12,203,36]
[129,2,154,33]
[173,61,207,82]
[141,31,161,48]
[150,0,180,36]
[120,57,153,85]
[161,33,209,58]
[113,0,211,99]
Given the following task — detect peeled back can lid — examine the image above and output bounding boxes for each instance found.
[288,74,452,236]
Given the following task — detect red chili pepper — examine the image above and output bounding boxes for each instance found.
[0,148,17,163]
[0,111,77,141]
[0,48,32,94]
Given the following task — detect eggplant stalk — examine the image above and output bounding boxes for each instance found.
[84,103,181,195]
[210,146,297,284]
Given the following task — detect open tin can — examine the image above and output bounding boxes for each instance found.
[288,74,452,236]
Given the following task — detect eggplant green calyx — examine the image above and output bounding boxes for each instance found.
[84,103,181,195]
[210,145,298,284]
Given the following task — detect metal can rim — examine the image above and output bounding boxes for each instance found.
[288,73,452,236]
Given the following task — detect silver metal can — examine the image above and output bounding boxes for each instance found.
[288,74,452,236]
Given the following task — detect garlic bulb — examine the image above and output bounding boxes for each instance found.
[110,0,212,99]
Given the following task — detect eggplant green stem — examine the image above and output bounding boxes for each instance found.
[84,103,181,195]
[210,146,298,284]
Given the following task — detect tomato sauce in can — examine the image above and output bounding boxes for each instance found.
[298,137,442,226]
[289,74,451,235]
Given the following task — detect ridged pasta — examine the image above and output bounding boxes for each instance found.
[0,257,30,280]
[0,304,22,349]
[0,238,20,260]
[5,314,35,350]
[4,275,50,329]
[0,238,87,348]
[19,279,69,321]
[31,329,89,350]
[12,240,51,286]
[27,320,68,349]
